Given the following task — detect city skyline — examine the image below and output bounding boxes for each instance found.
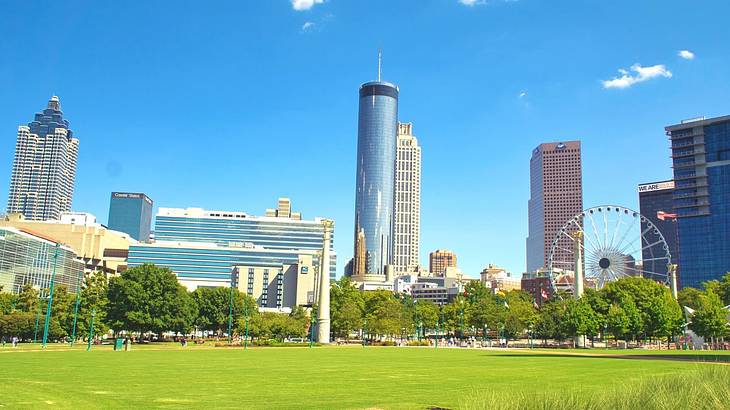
[1,1,729,278]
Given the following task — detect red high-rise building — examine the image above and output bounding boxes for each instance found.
[526,141,583,273]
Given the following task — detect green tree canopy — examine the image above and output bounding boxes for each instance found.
[106,264,195,336]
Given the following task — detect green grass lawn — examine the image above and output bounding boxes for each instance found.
[1,344,728,409]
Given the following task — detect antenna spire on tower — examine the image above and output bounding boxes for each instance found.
[377,49,382,81]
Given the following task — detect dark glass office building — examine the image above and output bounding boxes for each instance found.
[107,192,153,241]
[666,115,730,289]
[638,180,678,281]
[353,80,398,276]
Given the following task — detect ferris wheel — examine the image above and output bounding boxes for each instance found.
[547,205,672,293]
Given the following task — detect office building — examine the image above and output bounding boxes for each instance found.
[429,249,457,276]
[521,276,553,307]
[637,180,678,281]
[353,66,399,277]
[7,96,79,221]
[128,241,320,307]
[666,115,730,288]
[265,197,301,220]
[151,199,336,278]
[393,122,421,274]
[526,141,583,272]
[108,192,153,241]
[0,226,84,295]
[232,254,316,310]
[0,212,135,275]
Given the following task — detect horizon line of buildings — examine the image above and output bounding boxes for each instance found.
[4,82,730,306]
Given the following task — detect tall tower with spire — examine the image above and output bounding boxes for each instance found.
[7,96,80,221]
[352,52,399,277]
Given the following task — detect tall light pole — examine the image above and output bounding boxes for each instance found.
[316,220,333,344]
[33,285,42,344]
[70,271,83,346]
[227,271,235,345]
[42,243,60,348]
[87,309,96,351]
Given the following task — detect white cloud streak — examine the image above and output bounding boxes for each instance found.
[602,64,672,89]
[291,0,324,11]
[459,0,486,5]
[519,91,527,98]
[302,21,315,31]
[678,50,695,60]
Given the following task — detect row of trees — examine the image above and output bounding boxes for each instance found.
[332,273,730,346]
[1,262,727,345]
[0,264,310,342]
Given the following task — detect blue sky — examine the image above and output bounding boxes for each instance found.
[1,0,729,278]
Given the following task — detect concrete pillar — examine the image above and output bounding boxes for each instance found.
[573,231,585,348]
[668,264,678,299]
[317,220,333,344]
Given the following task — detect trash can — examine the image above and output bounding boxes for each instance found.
[114,337,125,351]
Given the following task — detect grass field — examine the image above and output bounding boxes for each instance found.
[1,344,728,409]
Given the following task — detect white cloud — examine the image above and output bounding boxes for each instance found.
[302,21,315,31]
[602,64,672,89]
[291,0,324,11]
[678,50,695,60]
[519,91,527,98]
[459,0,486,5]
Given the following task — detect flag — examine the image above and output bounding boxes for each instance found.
[657,211,677,221]
[504,301,509,309]
[541,288,549,301]
[533,300,539,309]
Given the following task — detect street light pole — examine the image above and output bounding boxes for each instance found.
[227,273,234,345]
[87,309,96,351]
[42,244,60,348]
[70,271,83,347]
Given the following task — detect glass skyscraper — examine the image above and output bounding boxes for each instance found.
[638,180,678,281]
[108,192,153,241]
[353,80,398,276]
[666,115,730,289]
[7,96,79,221]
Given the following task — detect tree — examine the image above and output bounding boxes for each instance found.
[15,284,39,313]
[106,264,195,337]
[678,287,703,310]
[563,298,600,346]
[363,290,403,339]
[606,303,630,343]
[535,299,568,344]
[0,287,15,315]
[330,277,364,339]
[415,300,439,332]
[77,271,109,338]
[689,290,729,344]
[503,290,539,339]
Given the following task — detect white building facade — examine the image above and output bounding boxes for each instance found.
[393,122,421,274]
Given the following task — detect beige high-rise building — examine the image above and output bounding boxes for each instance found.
[429,249,457,276]
[265,198,301,220]
[393,122,421,274]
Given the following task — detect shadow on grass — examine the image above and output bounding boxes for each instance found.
[486,351,730,363]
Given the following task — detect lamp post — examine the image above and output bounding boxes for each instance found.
[86,309,96,351]
[70,271,83,347]
[413,299,419,342]
[42,243,60,348]
[459,298,465,342]
[244,300,249,350]
[33,285,42,344]
[309,310,316,348]
[227,273,234,345]
[363,318,367,348]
